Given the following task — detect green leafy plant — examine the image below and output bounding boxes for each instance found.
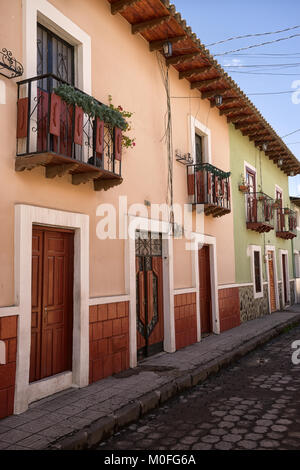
[108,95,136,149]
[53,84,130,135]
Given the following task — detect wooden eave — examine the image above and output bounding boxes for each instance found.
[108,0,300,175]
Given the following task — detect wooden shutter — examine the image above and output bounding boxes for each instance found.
[114,127,122,161]
[17,97,29,138]
[49,93,61,137]
[187,173,195,196]
[74,105,83,146]
[207,172,212,195]
[95,118,104,155]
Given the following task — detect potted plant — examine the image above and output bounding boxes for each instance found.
[273,199,281,209]
[238,174,249,193]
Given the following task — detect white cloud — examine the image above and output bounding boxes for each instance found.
[222,58,243,67]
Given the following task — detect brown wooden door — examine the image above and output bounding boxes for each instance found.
[198,245,212,334]
[282,254,288,305]
[136,232,164,360]
[30,227,74,383]
[268,251,276,312]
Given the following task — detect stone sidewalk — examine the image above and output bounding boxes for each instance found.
[0,307,300,450]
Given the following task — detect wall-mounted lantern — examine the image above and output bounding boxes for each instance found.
[163,42,173,58]
[215,95,223,107]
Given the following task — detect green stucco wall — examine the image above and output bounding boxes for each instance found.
[229,123,294,284]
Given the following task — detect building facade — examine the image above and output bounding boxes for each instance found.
[0,0,299,419]
[229,124,298,322]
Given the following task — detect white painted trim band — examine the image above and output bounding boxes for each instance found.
[0,306,19,317]
[89,295,130,306]
[174,288,197,295]
[218,283,253,290]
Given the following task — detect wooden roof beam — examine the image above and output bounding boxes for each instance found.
[149,35,186,52]
[254,137,276,145]
[219,106,247,116]
[234,121,259,130]
[249,133,270,142]
[166,52,200,66]
[190,77,222,89]
[132,15,170,35]
[111,0,142,15]
[227,114,253,124]
[246,128,268,137]
[266,144,282,151]
[266,150,285,157]
[201,88,230,100]
[179,66,212,79]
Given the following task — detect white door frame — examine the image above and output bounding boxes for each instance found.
[14,204,89,414]
[191,233,220,340]
[125,216,175,369]
[265,245,280,312]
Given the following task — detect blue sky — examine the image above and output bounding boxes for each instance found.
[173,0,300,196]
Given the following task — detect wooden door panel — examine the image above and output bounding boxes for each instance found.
[268,252,276,312]
[30,227,74,383]
[199,246,212,334]
[30,230,43,383]
[282,255,288,305]
[150,257,164,347]
[136,254,164,359]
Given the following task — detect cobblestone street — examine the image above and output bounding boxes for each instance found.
[99,325,300,451]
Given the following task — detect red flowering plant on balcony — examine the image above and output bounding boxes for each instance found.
[108,95,136,149]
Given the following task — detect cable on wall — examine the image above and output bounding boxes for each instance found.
[157,52,174,231]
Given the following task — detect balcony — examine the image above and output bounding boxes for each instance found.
[15,74,123,191]
[276,208,297,239]
[187,163,231,217]
[246,192,274,233]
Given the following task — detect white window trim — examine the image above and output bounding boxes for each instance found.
[279,249,290,306]
[294,250,300,279]
[191,233,220,340]
[275,184,283,204]
[190,115,212,164]
[244,161,257,190]
[248,245,264,299]
[265,245,280,312]
[22,0,91,93]
[14,204,89,414]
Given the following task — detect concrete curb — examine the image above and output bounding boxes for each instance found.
[48,315,300,450]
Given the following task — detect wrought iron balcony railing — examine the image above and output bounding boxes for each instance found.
[246,192,275,233]
[187,163,231,217]
[276,207,297,239]
[15,73,122,191]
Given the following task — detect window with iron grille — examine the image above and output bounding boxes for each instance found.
[195,134,203,165]
[254,250,262,294]
[37,23,74,86]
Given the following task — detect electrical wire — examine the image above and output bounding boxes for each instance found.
[157,52,174,218]
[212,33,300,56]
[226,70,300,76]
[223,62,300,68]
[206,25,300,47]
[170,90,295,98]
[281,128,300,138]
